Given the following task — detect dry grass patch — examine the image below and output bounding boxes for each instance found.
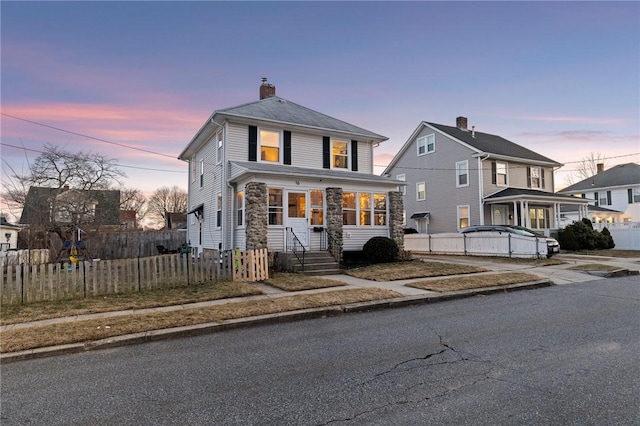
[346,261,487,281]
[566,250,640,258]
[0,281,262,326]
[407,272,543,292]
[0,288,400,353]
[567,264,620,272]
[263,273,346,291]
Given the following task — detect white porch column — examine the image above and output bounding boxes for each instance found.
[524,201,530,228]
[513,201,519,226]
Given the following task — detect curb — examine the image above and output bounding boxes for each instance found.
[0,279,552,364]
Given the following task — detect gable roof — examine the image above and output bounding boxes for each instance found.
[20,187,121,225]
[179,96,387,160]
[384,120,561,174]
[559,163,640,193]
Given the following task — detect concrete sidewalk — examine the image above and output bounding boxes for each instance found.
[2,253,638,363]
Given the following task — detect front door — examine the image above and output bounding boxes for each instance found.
[492,205,509,225]
[287,192,308,248]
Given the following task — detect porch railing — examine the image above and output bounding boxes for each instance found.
[285,227,306,272]
[319,228,342,264]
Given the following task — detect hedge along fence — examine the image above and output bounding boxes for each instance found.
[0,248,269,305]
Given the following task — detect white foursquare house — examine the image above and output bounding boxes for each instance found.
[178,80,404,258]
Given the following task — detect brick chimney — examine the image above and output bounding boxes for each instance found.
[259,77,276,100]
[597,163,604,173]
[456,116,468,130]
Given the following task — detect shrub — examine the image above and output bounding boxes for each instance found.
[559,221,615,251]
[362,236,399,263]
[581,217,594,229]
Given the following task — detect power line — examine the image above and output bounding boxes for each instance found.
[1,142,186,173]
[1,112,177,159]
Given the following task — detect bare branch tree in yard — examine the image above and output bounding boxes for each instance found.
[1,144,125,250]
[147,186,187,229]
[564,152,607,185]
[120,187,147,228]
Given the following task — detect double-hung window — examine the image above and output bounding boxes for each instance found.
[417,134,435,156]
[359,193,371,225]
[332,140,348,169]
[396,174,406,195]
[529,167,542,189]
[456,161,469,187]
[457,205,469,229]
[268,188,283,225]
[343,192,387,226]
[191,159,197,183]
[237,190,244,226]
[373,193,387,225]
[629,188,640,204]
[216,193,222,227]
[310,190,324,225]
[495,162,507,186]
[216,130,223,164]
[260,129,280,162]
[416,182,426,201]
[343,192,357,225]
[199,159,204,188]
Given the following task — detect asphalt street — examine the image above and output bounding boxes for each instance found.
[1,276,639,425]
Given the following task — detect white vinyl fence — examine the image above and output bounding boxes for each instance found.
[405,233,548,259]
[0,249,50,267]
[592,222,640,250]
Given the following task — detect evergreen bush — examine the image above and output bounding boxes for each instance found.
[362,236,399,263]
[558,221,615,251]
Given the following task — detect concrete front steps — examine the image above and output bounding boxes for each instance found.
[280,251,341,276]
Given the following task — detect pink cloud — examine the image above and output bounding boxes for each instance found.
[507,115,627,126]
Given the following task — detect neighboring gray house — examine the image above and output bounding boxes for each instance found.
[558,162,640,224]
[178,79,403,258]
[383,116,588,235]
[20,186,121,227]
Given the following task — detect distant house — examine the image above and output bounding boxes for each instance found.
[383,116,588,235]
[20,186,121,227]
[178,79,403,257]
[558,163,640,224]
[0,216,20,250]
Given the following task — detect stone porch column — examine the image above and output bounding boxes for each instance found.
[388,191,405,253]
[245,182,268,250]
[325,188,343,259]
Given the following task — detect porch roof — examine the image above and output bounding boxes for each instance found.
[229,161,403,187]
[484,188,589,205]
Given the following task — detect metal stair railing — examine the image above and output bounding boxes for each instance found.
[285,227,306,272]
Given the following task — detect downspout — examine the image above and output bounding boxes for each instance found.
[212,119,231,251]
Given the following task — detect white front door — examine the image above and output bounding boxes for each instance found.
[287,192,309,248]
[492,205,509,225]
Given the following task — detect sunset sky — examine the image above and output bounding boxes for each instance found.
[1,1,639,221]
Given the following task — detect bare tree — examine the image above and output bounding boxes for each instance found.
[564,152,607,185]
[120,187,147,227]
[147,186,188,228]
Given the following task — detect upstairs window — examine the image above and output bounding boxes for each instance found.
[199,159,204,188]
[260,129,280,162]
[191,159,197,183]
[629,188,640,204]
[528,166,545,189]
[417,134,435,156]
[332,140,348,169]
[492,161,508,186]
[456,160,469,187]
[599,191,611,206]
[216,130,223,164]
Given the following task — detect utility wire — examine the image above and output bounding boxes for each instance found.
[1,142,185,173]
[1,112,177,159]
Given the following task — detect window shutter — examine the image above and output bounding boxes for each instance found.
[322,137,330,169]
[526,167,531,188]
[541,169,546,189]
[607,191,612,205]
[283,131,291,165]
[629,188,633,204]
[351,140,358,171]
[248,126,257,162]
[491,161,497,185]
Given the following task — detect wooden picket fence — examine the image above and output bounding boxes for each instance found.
[0,248,269,305]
